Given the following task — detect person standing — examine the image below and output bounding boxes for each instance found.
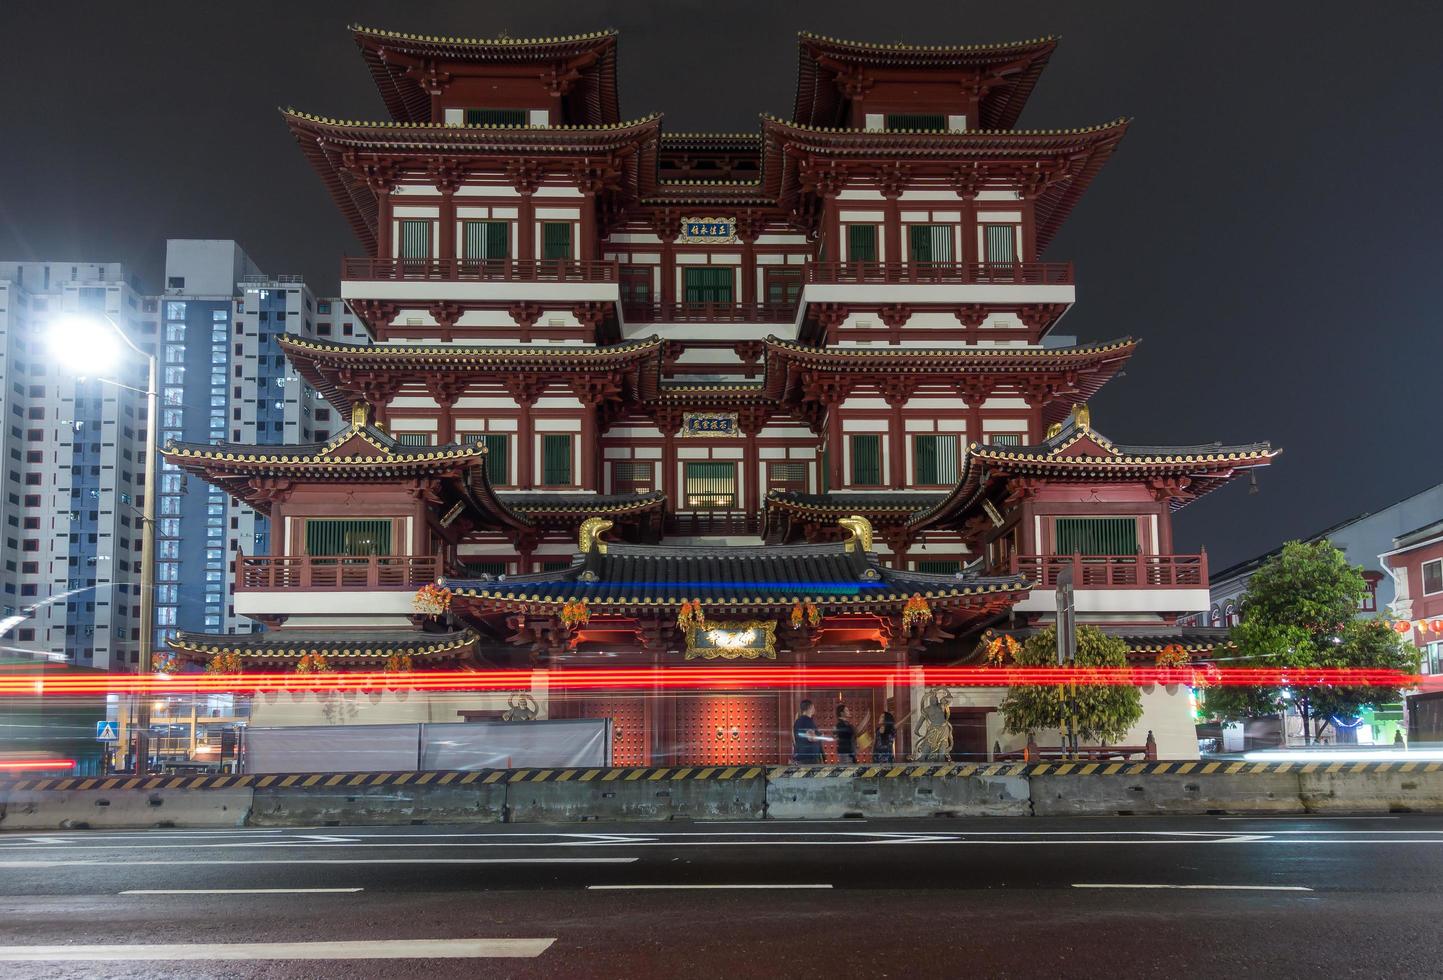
[792,699,822,764]
[874,711,896,763]
[834,703,856,764]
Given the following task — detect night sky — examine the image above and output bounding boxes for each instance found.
[2,1,1440,569]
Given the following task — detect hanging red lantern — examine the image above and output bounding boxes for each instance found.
[1394,621,1413,635]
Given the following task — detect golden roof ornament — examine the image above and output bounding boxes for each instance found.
[1046,421,1063,440]
[1073,403,1091,431]
[578,517,614,555]
[838,515,874,553]
[351,402,369,429]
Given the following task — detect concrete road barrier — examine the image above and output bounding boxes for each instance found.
[1298,767,1443,813]
[0,786,253,830]
[505,766,766,823]
[250,781,505,827]
[767,765,1029,819]
[1030,771,1306,816]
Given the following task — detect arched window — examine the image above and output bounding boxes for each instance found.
[1225,602,1240,627]
[1209,605,1222,627]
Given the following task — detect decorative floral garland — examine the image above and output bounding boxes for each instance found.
[413,583,452,617]
[901,593,933,632]
[295,652,332,675]
[677,599,706,631]
[789,600,821,629]
[560,599,591,629]
[383,653,414,674]
[1155,643,1191,668]
[204,652,242,675]
[985,634,1021,665]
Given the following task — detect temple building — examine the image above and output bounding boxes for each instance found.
[162,25,1275,762]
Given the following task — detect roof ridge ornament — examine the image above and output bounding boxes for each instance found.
[351,402,369,429]
[579,517,614,555]
[838,514,874,553]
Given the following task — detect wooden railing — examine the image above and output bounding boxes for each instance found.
[667,511,759,536]
[1011,553,1208,589]
[236,552,441,591]
[805,261,1074,285]
[622,302,797,323]
[342,258,619,282]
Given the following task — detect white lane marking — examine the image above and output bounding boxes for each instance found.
[1073,884,1313,892]
[0,938,555,960]
[589,884,833,890]
[296,835,362,843]
[0,857,638,868]
[121,888,364,895]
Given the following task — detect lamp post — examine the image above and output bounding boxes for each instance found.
[47,314,158,773]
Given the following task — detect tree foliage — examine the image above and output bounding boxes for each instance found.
[1203,540,1418,740]
[1000,626,1143,743]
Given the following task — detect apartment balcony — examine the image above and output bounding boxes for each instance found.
[621,301,798,325]
[800,260,1076,313]
[1009,553,1211,615]
[340,258,621,307]
[232,553,442,621]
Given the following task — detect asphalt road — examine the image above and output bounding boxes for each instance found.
[1,815,1441,979]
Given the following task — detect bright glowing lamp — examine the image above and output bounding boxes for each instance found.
[46,314,125,378]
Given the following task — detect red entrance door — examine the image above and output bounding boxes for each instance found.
[673,694,781,765]
[551,696,647,766]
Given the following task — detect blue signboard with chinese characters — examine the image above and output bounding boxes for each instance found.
[678,217,738,244]
[681,412,739,437]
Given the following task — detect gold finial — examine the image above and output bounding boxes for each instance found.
[578,517,614,555]
[1046,421,1063,440]
[1074,403,1091,431]
[838,515,874,553]
[351,402,369,429]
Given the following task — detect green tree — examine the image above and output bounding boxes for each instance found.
[1000,626,1143,744]
[1204,540,1418,742]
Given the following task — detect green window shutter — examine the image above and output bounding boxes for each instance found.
[463,220,509,260]
[304,519,393,557]
[848,224,878,261]
[683,267,734,304]
[465,108,528,126]
[541,223,572,260]
[908,224,952,263]
[914,434,957,485]
[984,224,1017,264]
[988,433,1023,447]
[684,461,737,509]
[915,560,962,574]
[1054,517,1139,556]
[849,434,881,486]
[482,433,509,485]
[400,220,431,260]
[541,434,573,486]
[464,560,510,576]
[394,433,431,446]
[885,113,947,131]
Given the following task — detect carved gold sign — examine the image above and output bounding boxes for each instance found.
[684,620,778,660]
[677,217,738,245]
[678,411,739,437]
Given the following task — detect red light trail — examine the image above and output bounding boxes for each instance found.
[0,666,1426,697]
[0,758,76,772]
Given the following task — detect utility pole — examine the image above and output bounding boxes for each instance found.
[1056,566,1078,757]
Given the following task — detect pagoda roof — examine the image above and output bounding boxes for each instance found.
[762,336,1136,423]
[794,33,1057,131]
[910,415,1278,533]
[351,25,620,125]
[278,335,664,412]
[499,491,667,520]
[169,627,479,668]
[761,116,1128,252]
[975,625,1233,664]
[764,490,946,544]
[283,109,660,250]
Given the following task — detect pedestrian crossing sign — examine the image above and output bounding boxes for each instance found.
[95,721,119,741]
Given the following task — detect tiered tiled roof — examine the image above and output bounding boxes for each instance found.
[169,628,479,667]
[764,490,946,543]
[975,625,1234,664]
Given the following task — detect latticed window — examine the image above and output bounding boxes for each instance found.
[983,224,1018,265]
[399,220,431,260]
[463,560,510,576]
[305,519,392,557]
[394,432,431,446]
[765,269,802,306]
[913,434,959,486]
[541,222,572,260]
[849,434,882,486]
[620,265,652,305]
[1053,517,1139,556]
[885,113,946,131]
[908,224,953,263]
[766,461,808,493]
[464,433,510,485]
[541,434,573,486]
[915,560,962,574]
[463,220,508,260]
[683,267,734,305]
[988,433,1023,446]
[612,461,654,493]
[684,462,737,510]
[465,108,528,126]
[847,224,878,262]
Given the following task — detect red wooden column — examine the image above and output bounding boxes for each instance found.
[740,409,768,534]
[579,189,597,262]
[654,212,679,308]
[824,394,846,491]
[738,212,760,308]
[375,192,393,259]
[506,379,544,490]
[436,173,458,263]
[958,378,993,450]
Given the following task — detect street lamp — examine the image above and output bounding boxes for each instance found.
[46,313,159,773]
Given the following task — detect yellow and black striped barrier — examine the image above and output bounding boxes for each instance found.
[4,759,1440,795]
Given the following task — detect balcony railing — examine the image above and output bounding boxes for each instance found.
[342,258,620,282]
[805,261,1075,286]
[622,302,798,323]
[236,553,441,591]
[1011,553,1208,589]
[667,510,760,536]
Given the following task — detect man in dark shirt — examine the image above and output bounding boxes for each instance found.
[835,703,856,764]
[793,699,822,763]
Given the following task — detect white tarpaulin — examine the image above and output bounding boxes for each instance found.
[243,719,611,773]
